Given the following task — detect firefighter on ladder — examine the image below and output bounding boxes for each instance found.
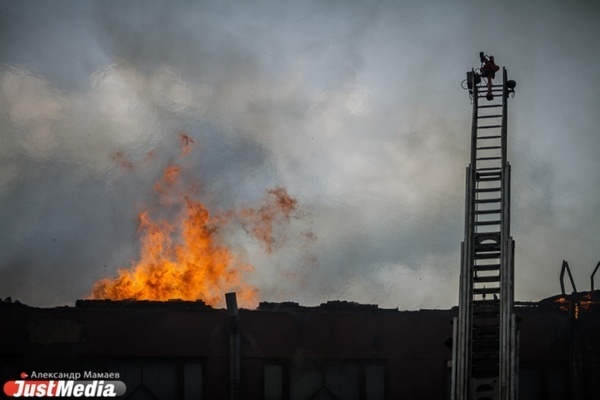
[480,52,499,100]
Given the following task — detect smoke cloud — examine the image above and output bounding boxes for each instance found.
[1,0,600,309]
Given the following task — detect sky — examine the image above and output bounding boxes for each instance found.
[1,0,599,309]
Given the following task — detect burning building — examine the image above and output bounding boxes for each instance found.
[1,291,600,399]
[2,55,600,400]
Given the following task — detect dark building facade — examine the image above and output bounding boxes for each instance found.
[1,292,599,399]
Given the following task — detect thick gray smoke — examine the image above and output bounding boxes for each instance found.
[1,0,600,308]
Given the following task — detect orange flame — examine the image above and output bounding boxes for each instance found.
[90,186,257,307]
[179,130,194,157]
[241,187,298,253]
[90,134,298,308]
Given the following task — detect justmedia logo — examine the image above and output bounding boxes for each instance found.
[3,378,127,398]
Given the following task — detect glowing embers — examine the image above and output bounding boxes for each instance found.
[546,291,600,318]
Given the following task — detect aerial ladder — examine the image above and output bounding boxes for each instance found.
[451,53,518,400]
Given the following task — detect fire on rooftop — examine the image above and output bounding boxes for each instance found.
[2,54,600,400]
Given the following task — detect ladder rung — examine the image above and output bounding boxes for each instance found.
[473,298,500,304]
[474,275,500,283]
[475,251,501,259]
[473,364,499,371]
[476,245,500,253]
[478,176,501,182]
[472,335,500,342]
[478,125,502,129]
[477,169,501,175]
[473,307,500,314]
[476,220,501,226]
[475,239,500,251]
[473,308,500,314]
[473,323,500,330]
[474,313,499,320]
[472,367,499,376]
[476,84,503,89]
[473,338,499,346]
[473,305,500,313]
[477,85,503,90]
[472,354,499,362]
[475,259,501,266]
[477,146,501,150]
[476,208,501,214]
[472,363,499,372]
[473,369,498,378]
[478,104,503,109]
[472,355,499,363]
[477,157,501,161]
[477,167,502,172]
[473,345,499,354]
[477,135,502,140]
[475,236,501,242]
[474,287,500,295]
[476,198,501,203]
[476,188,501,193]
[476,232,501,240]
[476,347,499,354]
[477,114,502,119]
[475,247,500,253]
[472,340,499,348]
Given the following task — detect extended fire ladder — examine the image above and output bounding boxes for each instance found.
[451,56,518,400]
